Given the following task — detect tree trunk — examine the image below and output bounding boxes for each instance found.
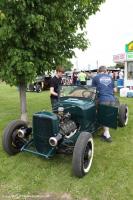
[19,82,28,122]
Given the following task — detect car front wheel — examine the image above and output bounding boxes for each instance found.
[2,120,28,155]
[72,132,94,178]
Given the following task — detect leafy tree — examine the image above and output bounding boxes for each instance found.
[60,59,73,71]
[0,0,105,121]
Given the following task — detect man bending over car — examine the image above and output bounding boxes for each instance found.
[92,66,117,142]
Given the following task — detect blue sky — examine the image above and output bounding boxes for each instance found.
[72,0,133,70]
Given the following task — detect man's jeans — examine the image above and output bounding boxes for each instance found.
[50,98,58,112]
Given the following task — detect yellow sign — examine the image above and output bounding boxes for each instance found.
[126,41,133,52]
[128,41,133,51]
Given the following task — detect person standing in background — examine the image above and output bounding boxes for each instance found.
[72,69,78,85]
[78,71,87,85]
[119,70,124,79]
[50,66,64,111]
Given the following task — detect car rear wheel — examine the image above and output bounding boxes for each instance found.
[36,84,42,93]
[118,104,128,127]
[2,120,28,155]
[72,132,94,178]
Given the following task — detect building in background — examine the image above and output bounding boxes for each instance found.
[113,41,133,88]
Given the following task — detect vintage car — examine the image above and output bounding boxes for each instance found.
[2,85,128,178]
[27,75,51,92]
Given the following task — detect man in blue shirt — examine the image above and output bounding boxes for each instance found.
[92,66,117,142]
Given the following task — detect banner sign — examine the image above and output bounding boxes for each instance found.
[113,53,126,63]
[126,52,133,60]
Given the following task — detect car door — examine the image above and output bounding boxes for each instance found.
[97,104,118,129]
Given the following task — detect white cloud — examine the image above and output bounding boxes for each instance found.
[72,0,133,70]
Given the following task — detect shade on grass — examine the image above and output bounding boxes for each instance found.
[0,83,133,200]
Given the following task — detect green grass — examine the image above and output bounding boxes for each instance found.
[0,82,133,200]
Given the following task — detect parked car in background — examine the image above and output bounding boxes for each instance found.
[27,75,51,92]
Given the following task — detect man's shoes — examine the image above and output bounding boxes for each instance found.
[101,135,112,143]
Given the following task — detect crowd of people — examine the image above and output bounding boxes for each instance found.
[61,68,124,86]
[108,70,124,80]
[62,69,91,86]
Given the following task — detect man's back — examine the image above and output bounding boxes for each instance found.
[92,73,115,103]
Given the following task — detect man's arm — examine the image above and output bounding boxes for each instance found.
[50,87,58,96]
[113,87,117,93]
[92,77,97,87]
[112,79,117,93]
[50,77,58,96]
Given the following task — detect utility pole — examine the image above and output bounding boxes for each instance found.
[88,64,90,71]
[96,60,99,69]
[76,59,79,70]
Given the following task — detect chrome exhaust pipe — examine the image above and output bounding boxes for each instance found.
[49,133,62,147]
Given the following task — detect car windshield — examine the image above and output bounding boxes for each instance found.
[59,85,96,100]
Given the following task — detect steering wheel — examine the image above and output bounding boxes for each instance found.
[82,90,91,98]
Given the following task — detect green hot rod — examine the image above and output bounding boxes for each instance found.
[2,85,128,178]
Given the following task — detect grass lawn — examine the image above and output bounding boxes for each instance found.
[0,82,133,200]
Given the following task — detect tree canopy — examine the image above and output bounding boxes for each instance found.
[0,0,105,85]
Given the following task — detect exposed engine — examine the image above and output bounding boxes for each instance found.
[58,107,77,136]
[60,120,77,136]
[49,107,77,146]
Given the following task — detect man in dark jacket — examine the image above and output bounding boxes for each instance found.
[50,66,64,111]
